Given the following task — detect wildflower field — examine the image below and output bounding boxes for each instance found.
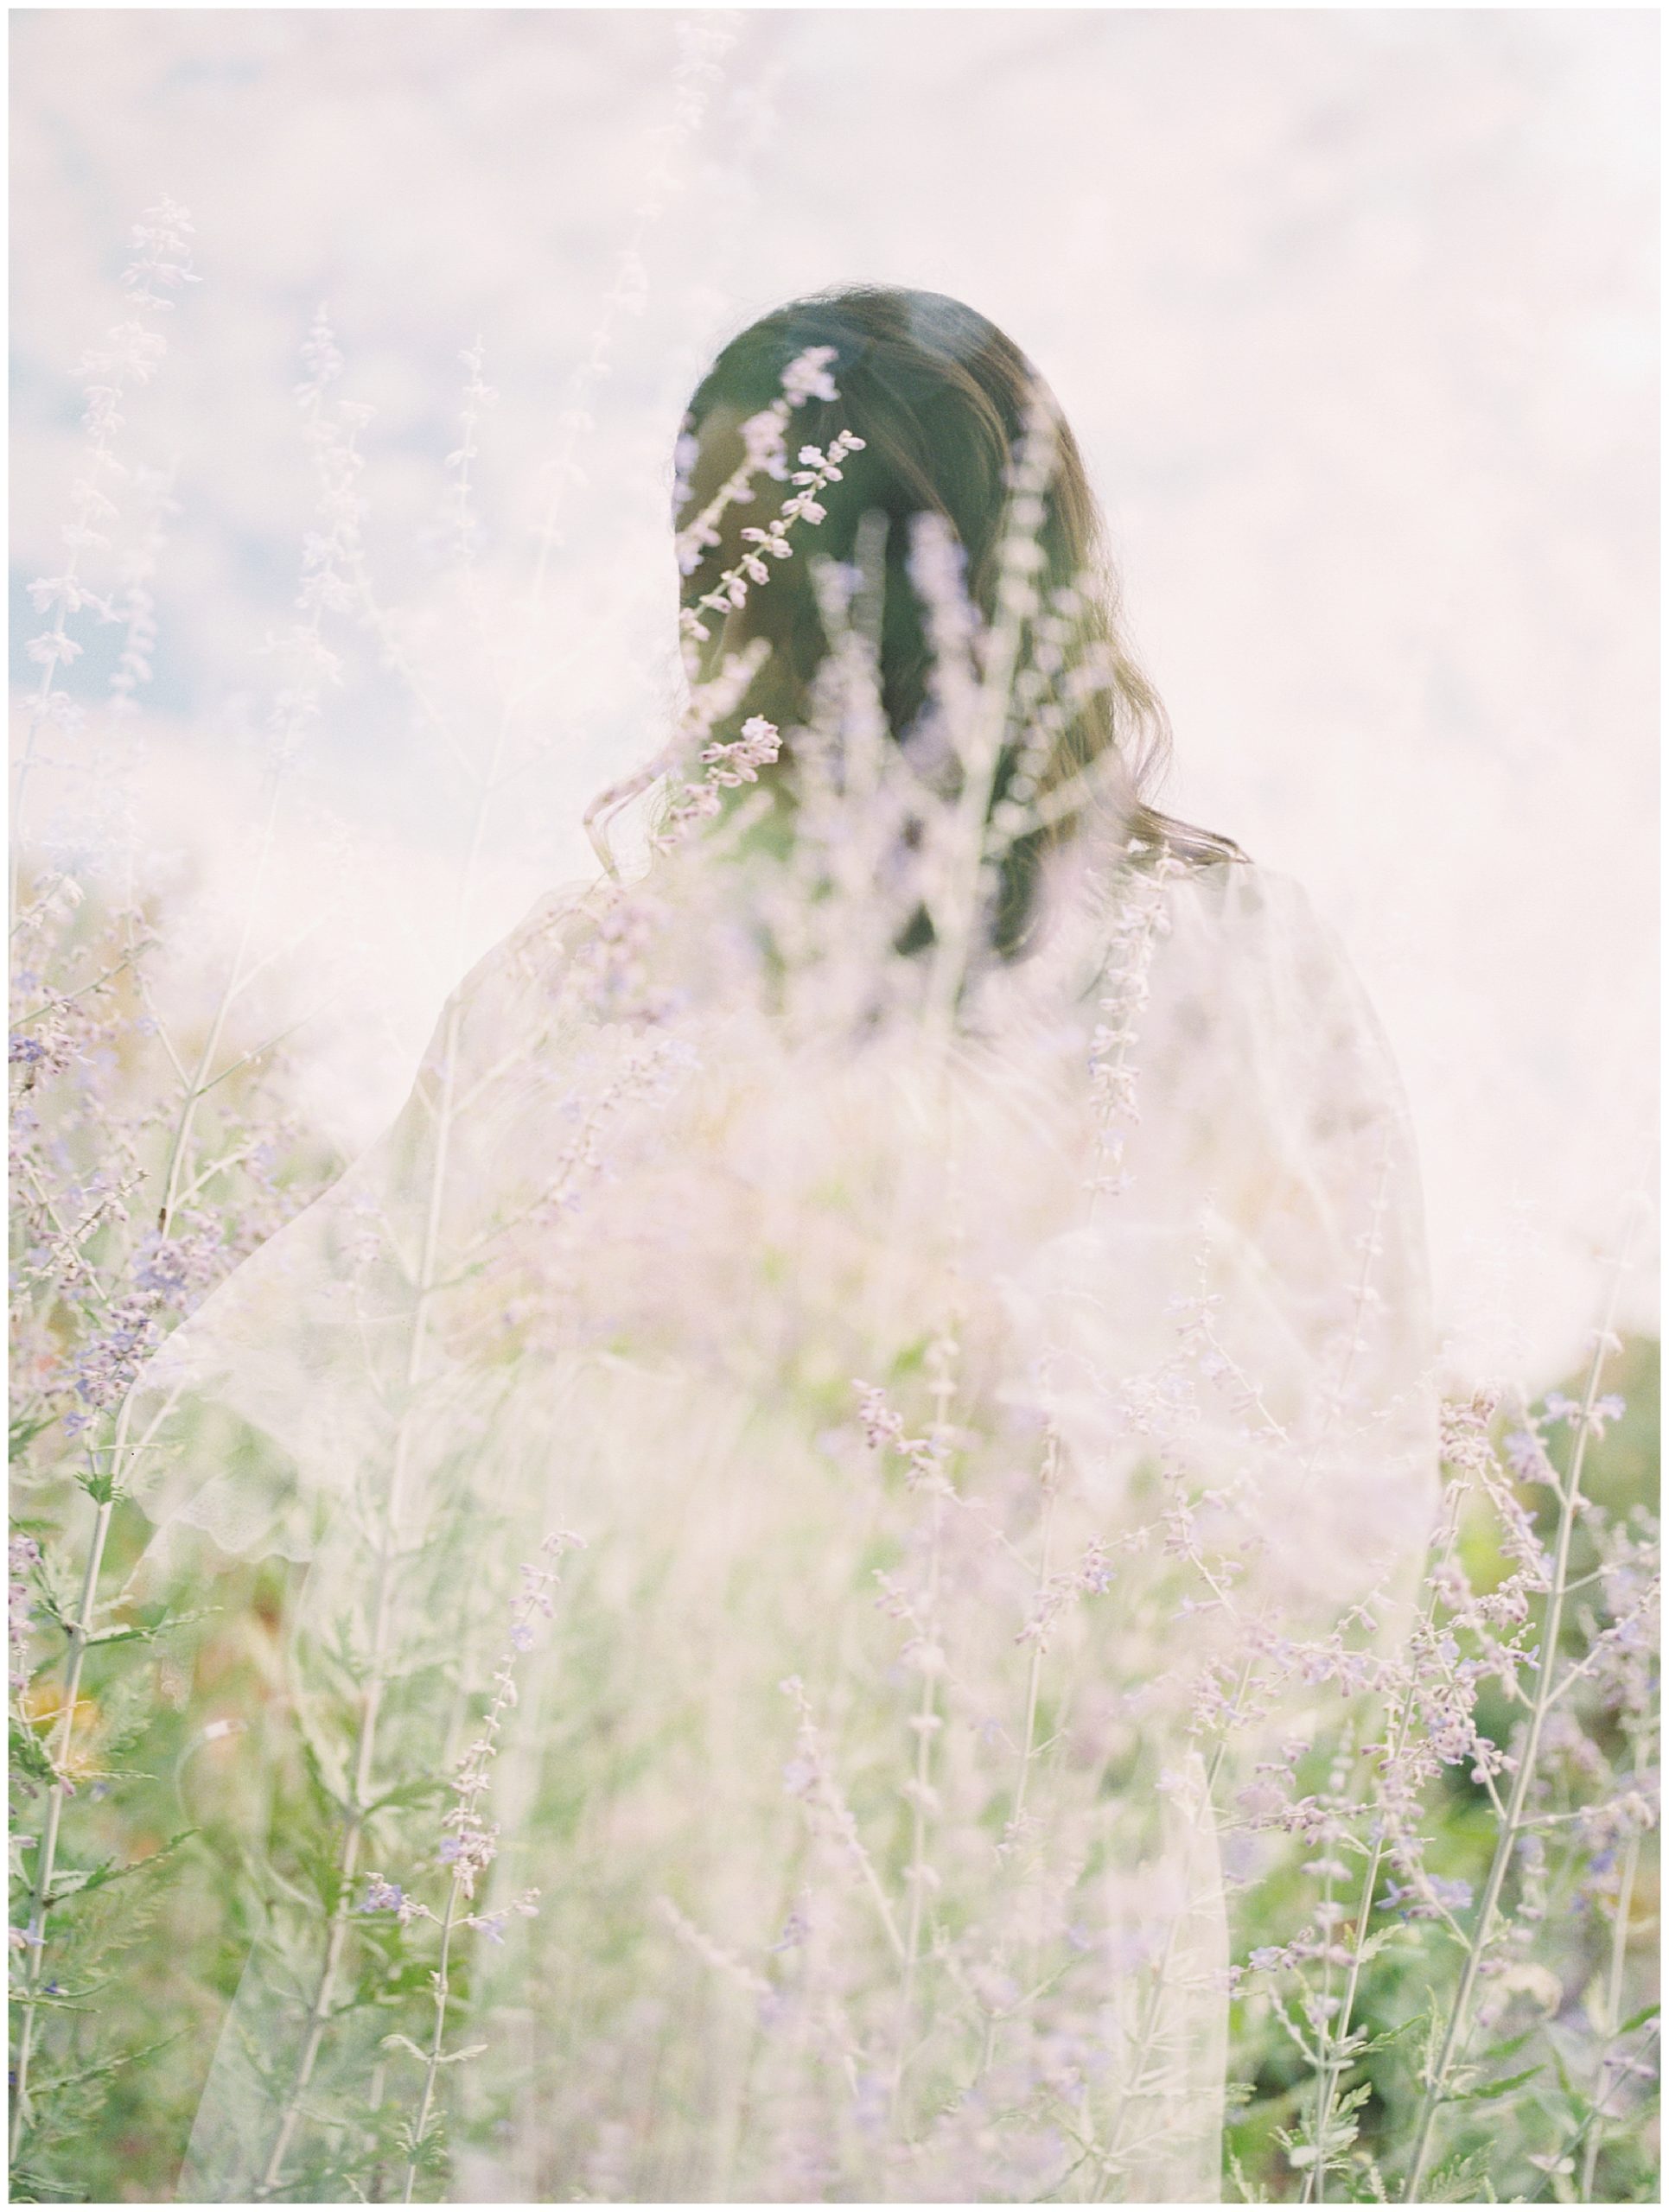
[9,29,1660,2201]
[10,835,1661,2203]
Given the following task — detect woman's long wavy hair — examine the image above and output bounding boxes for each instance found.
[673,284,1244,947]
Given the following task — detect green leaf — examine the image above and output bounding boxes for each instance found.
[82,1622,151,1649]
[10,1718,57,1789]
[84,1600,217,1649]
[1224,2148,1264,2204]
[1476,2026,1538,2064]
[1415,1985,1446,2088]
[31,1585,70,1634]
[44,1829,193,1908]
[1549,2041,1579,2105]
[1427,2146,1495,2200]
[9,1414,56,1459]
[44,1866,98,1905]
[1352,1925,1398,1967]
[1443,2063,1543,2104]
[296,1733,351,1821]
[33,2026,188,2098]
[1619,2001,1661,2036]
[380,2032,431,2066]
[363,1776,449,1817]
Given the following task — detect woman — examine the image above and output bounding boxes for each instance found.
[137,287,1436,2202]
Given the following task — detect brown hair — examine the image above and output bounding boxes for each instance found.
[677,285,1244,945]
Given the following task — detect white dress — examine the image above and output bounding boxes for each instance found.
[133,839,1437,2202]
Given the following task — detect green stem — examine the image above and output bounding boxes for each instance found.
[889,1343,953,2128]
[1400,1264,1631,2202]
[1577,1763,1645,2202]
[255,1001,462,2196]
[1095,1139,1397,2200]
[976,1446,1060,2090]
[1302,1491,1466,2206]
[401,1876,464,2202]
[9,1448,121,2160]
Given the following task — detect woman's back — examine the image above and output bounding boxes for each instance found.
[143,844,1434,2202]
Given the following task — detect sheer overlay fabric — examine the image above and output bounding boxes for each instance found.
[132,843,1436,2202]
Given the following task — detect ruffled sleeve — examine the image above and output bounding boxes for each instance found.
[125,881,613,1567]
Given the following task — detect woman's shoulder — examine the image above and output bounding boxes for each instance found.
[1164,852,1345,974]
[447,875,614,1013]
[1146,855,1395,1070]
[1169,849,1309,924]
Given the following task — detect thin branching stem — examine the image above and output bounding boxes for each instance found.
[1400,1239,1637,2202]
[889,1332,956,2128]
[1302,1490,1467,2207]
[1577,1814,1644,2201]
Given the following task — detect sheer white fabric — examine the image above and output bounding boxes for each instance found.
[133,842,1436,2202]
